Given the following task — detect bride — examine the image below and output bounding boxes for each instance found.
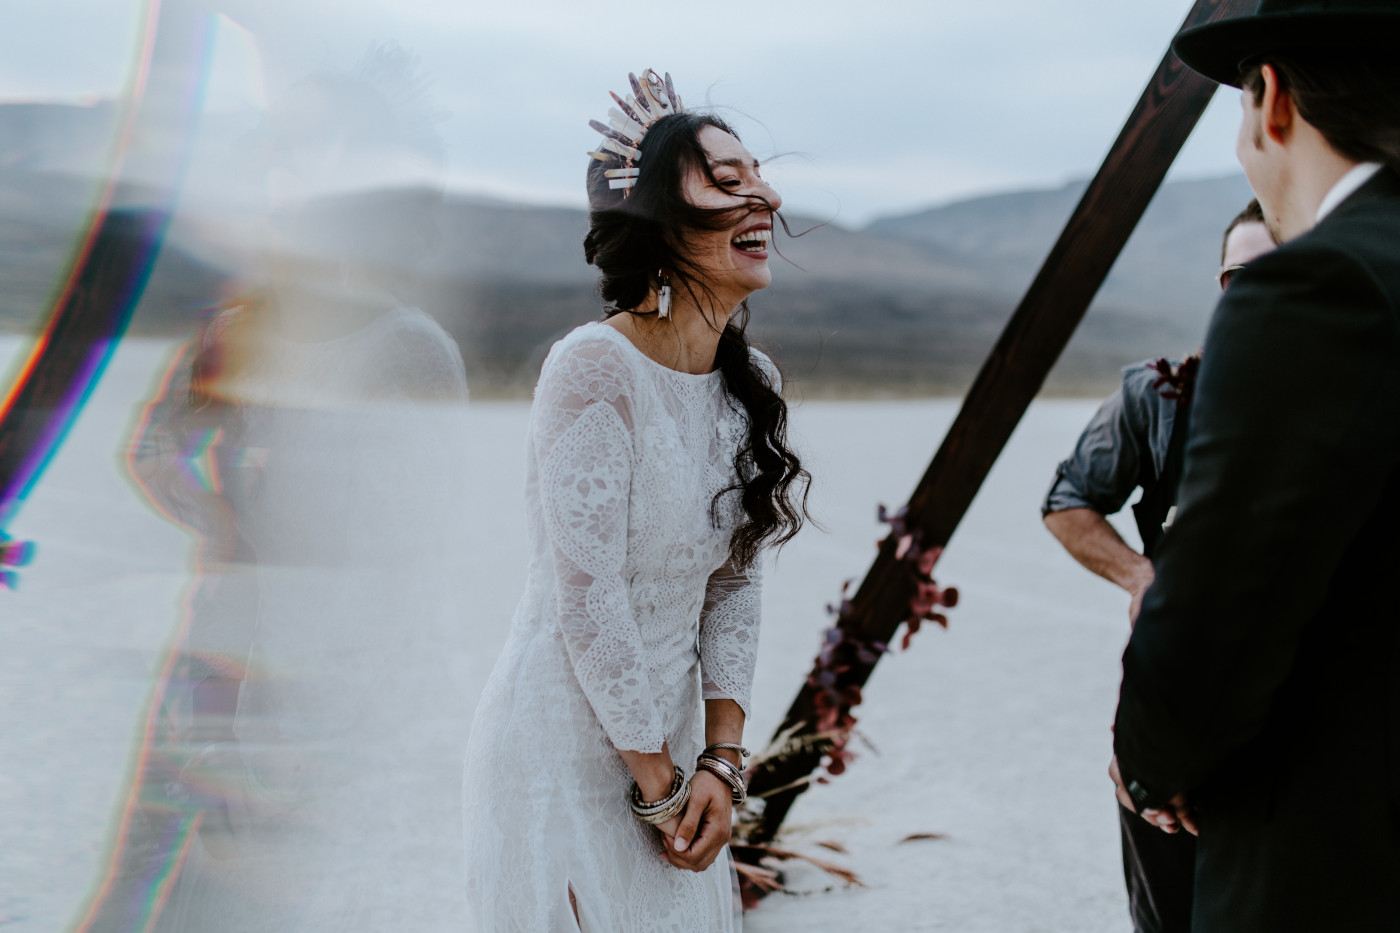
[462,70,809,931]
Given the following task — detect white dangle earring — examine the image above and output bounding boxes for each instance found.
[657,270,672,320]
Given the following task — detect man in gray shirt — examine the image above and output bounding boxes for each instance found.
[1041,201,1274,933]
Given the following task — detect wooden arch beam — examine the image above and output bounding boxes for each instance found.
[745,0,1260,844]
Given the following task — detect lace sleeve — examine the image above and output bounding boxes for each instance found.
[532,335,665,753]
[698,556,762,721]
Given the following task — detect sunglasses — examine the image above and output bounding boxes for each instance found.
[1216,264,1247,290]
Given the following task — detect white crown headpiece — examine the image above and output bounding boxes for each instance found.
[588,69,685,192]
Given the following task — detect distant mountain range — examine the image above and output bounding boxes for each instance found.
[0,101,1256,396]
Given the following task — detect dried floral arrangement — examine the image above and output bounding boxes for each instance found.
[731,503,958,908]
[1148,352,1202,408]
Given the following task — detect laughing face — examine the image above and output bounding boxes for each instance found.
[676,125,782,315]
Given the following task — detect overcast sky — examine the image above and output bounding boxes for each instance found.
[0,0,1248,226]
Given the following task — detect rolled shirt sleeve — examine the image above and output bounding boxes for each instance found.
[1043,362,1176,517]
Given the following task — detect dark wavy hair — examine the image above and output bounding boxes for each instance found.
[582,111,809,567]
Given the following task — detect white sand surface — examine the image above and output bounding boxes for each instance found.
[2,335,1139,931]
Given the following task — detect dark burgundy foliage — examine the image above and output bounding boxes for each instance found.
[1149,353,1201,409]
[731,503,957,907]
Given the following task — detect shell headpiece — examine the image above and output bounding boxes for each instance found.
[587,69,685,193]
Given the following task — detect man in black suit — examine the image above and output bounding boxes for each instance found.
[1110,2,1400,930]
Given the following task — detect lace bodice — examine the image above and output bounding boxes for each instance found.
[526,322,767,751]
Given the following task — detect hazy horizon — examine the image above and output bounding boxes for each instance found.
[1,1,1249,226]
[0,93,1250,232]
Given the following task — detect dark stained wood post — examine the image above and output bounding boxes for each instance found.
[745,0,1260,844]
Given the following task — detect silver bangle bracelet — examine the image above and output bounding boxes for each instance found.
[703,742,750,760]
[637,782,690,825]
[631,766,684,812]
[696,753,747,805]
[697,753,744,780]
[630,765,690,825]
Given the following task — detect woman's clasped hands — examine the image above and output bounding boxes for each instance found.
[658,770,733,872]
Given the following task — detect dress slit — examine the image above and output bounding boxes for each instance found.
[566,881,584,932]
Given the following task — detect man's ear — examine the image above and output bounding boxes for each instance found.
[1259,64,1295,145]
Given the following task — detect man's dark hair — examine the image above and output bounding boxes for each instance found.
[1221,198,1267,265]
[1240,51,1400,170]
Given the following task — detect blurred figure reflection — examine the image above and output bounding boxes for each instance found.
[75,45,470,932]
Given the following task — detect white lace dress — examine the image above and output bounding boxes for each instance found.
[462,322,769,932]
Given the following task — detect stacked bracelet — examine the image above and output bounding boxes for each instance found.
[630,765,690,825]
[703,742,750,760]
[695,753,748,806]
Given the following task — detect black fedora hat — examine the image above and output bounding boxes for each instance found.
[1173,0,1400,88]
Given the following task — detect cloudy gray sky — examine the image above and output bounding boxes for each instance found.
[1,0,1248,225]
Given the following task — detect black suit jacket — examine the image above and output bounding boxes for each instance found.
[1114,168,1400,932]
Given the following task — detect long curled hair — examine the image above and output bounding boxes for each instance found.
[582,111,809,568]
